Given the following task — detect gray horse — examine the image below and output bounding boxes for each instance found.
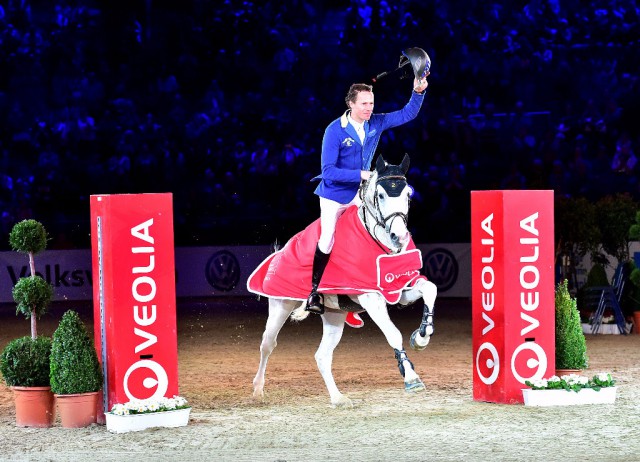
[250,155,436,407]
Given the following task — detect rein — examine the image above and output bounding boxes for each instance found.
[358,173,410,253]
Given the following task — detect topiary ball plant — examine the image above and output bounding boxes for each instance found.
[555,279,589,370]
[8,219,52,339]
[0,336,52,387]
[9,219,48,255]
[50,310,103,395]
[628,210,640,241]
[0,219,54,396]
[12,276,53,338]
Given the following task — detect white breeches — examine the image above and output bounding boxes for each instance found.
[317,195,361,254]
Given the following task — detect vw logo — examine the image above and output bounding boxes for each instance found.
[423,248,458,291]
[205,250,241,292]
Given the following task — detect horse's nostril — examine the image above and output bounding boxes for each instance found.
[390,233,398,242]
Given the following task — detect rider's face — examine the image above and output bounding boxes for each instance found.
[349,91,374,124]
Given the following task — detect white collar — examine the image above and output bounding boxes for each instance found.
[340,110,349,128]
[347,113,364,131]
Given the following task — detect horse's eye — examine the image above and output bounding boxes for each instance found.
[378,193,384,200]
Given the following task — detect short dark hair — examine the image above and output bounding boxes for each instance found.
[345,83,373,107]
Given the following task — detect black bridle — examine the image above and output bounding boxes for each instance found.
[358,172,410,253]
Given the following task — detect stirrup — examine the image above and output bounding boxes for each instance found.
[305,291,325,314]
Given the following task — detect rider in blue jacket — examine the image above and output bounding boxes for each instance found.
[307,76,429,322]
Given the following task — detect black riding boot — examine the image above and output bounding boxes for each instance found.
[306,246,331,314]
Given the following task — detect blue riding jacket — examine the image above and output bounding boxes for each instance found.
[314,90,425,204]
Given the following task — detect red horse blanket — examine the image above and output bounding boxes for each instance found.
[247,206,426,304]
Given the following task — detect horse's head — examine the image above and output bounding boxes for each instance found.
[359,154,412,253]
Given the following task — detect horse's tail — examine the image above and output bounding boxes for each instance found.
[290,302,310,322]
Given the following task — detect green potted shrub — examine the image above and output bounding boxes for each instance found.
[576,261,609,323]
[50,310,103,428]
[584,261,609,287]
[0,336,52,387]
[555,279,588,375]
[628,211,640,333]
[0,219,55,427]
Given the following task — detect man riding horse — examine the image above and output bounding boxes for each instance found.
[248,48,435,406]
[307,48,431,330]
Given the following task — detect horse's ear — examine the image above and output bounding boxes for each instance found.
[375,155,386,173]
[401,154,410,174]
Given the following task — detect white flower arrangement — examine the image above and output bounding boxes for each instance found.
[109,395,190,416]
[526,372,615,392]
[601,314,615,324]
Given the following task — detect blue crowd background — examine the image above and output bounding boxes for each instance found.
[0,0,638,250]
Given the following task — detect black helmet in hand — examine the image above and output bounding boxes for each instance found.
[372,46,432,83]
[399,47,431,80]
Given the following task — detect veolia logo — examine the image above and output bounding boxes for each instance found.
[476,342,500,385]
[123,359,169,401]
[384,269,419,284]
[205,250,241,291]
[510,342,548,384]
[423,248,458,291]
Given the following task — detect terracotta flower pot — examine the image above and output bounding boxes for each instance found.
[11,386,55,428]
[55,391,100,428]
[633,311,640,335]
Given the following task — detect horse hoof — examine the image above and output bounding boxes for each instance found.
[252,389,265,400]
[410,329,429,351]
[331,395,354,408]
[405,378,426,393]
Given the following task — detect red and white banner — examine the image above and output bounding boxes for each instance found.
[90,193,179,419]
[471,190,555,404]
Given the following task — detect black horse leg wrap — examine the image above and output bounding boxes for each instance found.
[419,304,435,337]
[394,348,414,378]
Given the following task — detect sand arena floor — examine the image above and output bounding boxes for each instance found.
[1,297,639,462]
